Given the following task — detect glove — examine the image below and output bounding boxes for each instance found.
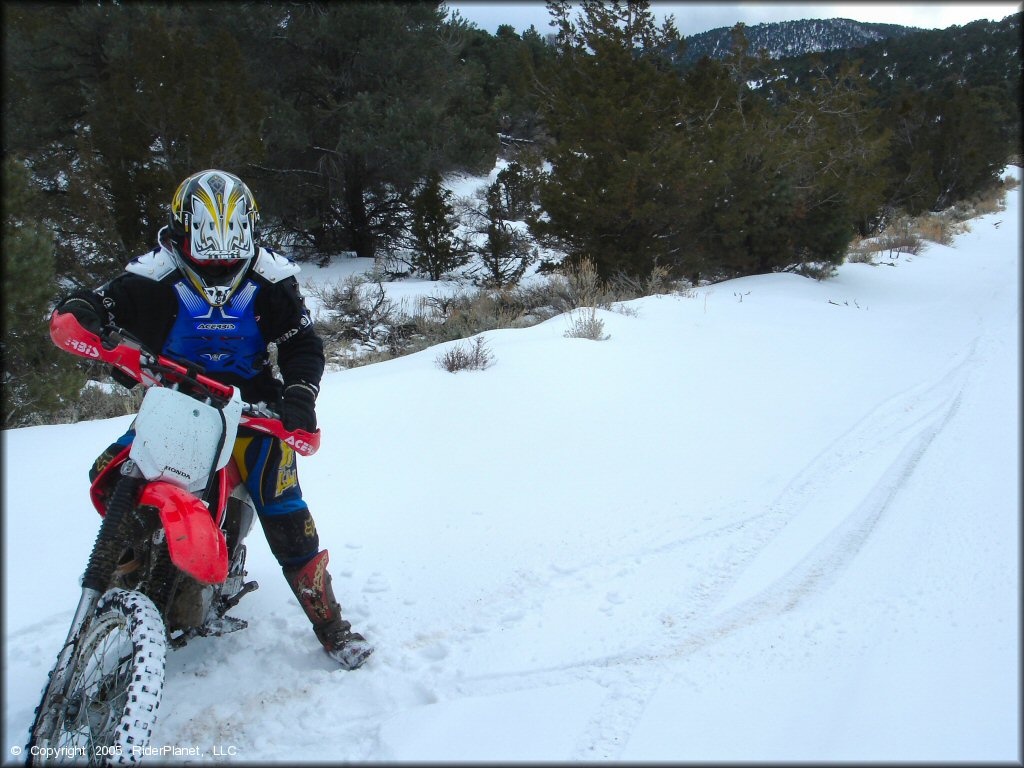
[56,296,103,334]
[279,383,318,432]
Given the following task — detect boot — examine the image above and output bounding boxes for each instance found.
[283,550,374,670]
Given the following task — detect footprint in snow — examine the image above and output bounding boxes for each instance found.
[363,572,390,593]
[419,643,449,661]
[500,609,525,625]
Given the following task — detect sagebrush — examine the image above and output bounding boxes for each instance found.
[564,307,610,340]
[436,336,495,372]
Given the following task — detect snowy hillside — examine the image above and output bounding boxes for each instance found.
[678,17,917,67]
[3,170,1020,762]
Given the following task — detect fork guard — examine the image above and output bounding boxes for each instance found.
[139,482,228,585]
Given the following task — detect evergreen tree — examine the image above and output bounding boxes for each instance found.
[536,0,694,280]
[2,158,86,427]
[456,22,555,144]
[676,29,886,278]
[249,3,497,261]
[4,4,265,286]
[407,172,470,280]
[464,177,536,288]
[770,13,1020,218]
[493,161,543,221]
[882,81,1007,214]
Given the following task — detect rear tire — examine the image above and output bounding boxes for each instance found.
[28,589,166,765]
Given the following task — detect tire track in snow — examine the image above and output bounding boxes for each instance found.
[444,338,978,761]
[569,339,976,759]
[708,337,977,618]
[167,332,981,761]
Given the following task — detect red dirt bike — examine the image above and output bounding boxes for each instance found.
[26,311,321,765]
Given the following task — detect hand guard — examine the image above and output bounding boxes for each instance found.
[279,382,318,433]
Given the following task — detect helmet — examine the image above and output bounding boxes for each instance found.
[167,169,260,306]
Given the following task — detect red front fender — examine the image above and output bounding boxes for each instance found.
[138,482,228,585]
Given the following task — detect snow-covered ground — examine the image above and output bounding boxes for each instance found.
[3,170,1020,762]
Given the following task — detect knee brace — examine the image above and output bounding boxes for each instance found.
[258,506,320,568]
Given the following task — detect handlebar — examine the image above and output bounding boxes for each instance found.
[50,310,321,456]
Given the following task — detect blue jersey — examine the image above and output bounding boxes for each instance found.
[163,279,267,379]
[80,242,324,403]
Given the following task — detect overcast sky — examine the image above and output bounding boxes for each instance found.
[446,2,1021,36]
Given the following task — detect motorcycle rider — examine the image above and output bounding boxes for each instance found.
[53,169,373,670]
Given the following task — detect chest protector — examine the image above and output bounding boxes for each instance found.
[164,279,266,379]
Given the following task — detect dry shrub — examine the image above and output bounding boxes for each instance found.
[564,306,609,340]
[847,215,923,264]
[312,260,689,372]
[307,273,420,366]
[563,257,612,308]
[916,214,959,245]
[846,236,879,264]
[436,336,495,372]
[967,190,1006,217]
[877,223,924,257]
[944,180,1012,226]
[52,379,144,424]
[607,264,672,300]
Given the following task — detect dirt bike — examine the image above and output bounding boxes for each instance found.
[26,310,321,765]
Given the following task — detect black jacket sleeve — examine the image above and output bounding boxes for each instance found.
[256,276,325,394]
[58,273,178,353]
[56,273,177,389]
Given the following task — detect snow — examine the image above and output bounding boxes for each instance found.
[3,169,1020,762]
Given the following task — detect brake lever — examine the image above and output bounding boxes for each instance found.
[99,326,123,351]
[101,323,148,351]
[244,401,281,419]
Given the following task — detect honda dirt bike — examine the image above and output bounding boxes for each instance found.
[26,311,321,765]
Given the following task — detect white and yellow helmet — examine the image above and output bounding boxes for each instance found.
[167,169,260,305]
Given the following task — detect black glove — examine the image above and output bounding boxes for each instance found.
[56,296,103,334]
[279,383,318,432]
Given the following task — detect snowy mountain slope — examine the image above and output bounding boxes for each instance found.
[677,17,917,67]
[3,171,1019,762]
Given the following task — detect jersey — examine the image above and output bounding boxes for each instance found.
[62,237,324,405]
[165,279,266,379]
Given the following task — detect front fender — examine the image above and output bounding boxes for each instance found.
[139,482,228,585]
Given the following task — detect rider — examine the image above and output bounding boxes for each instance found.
[53,169,373,670]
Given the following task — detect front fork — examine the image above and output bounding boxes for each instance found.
[32,463,144,741]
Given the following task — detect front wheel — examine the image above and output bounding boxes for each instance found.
[28,589,166,765]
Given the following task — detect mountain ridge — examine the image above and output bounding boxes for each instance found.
[677,17,920,66]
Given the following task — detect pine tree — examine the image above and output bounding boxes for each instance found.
[407,172,470,281]
[464,178,536,288]
[249,3,497,261]
[4,4,265,286]
[457,23,555,144]
[536,0,694,280]
[675,30,886,278]
[493,161,542,221]
[882,81,1007,215]
[2,158,86,427]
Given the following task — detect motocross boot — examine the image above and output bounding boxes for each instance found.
[283,550,374,670]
